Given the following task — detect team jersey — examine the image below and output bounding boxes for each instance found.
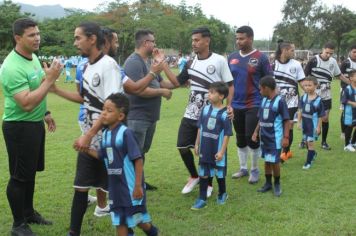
[99,123,145,209]
[76,57,88,122]
[305,55,341,100]
[258,95,289,150]
[341,85,356,126]
[228,49,273,109]
[177,53,233,120]
[340,57,356,89]
[0,50,46,121]
[197,104,233,166]
[81,54,127,150]
[273,59,305,108]
[299,94,325,140]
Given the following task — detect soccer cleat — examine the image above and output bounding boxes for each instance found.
[216,193,228,205]
[302,163,311,170]
[299,141,306,149]
[352,143,356,148]
[344,144,356,152]
[321,142,331,150]
[231,169,249,179]
[181,177,199,194]
[191,199,207,210]
[87,195,97,206]
[274,183,282,197]
[257,183,272,193]
[248,169,259,184]
[207,186,213,198]
[25,211,52,225]
[94,205,110,217]
[11,223,36,236]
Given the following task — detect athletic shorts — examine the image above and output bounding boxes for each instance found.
[2,121,45,182]
[177,117,198,149]
[73,152,108,191]
[111,205,151,228]
[233,107,260,148]
[261,148,281,164]
[288,107,298,123]
[198,163,226,178]
[322,99,332,112]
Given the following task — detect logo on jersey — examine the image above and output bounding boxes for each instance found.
[207,117,216,130]
[263,108,269,119]
[248,58,258,67]
[207,65,216,75]
[230,59,239,65]
[290,67,297,74]
[92,73,101,87]
[305,103,310,112]
[106,147,114,164]
[329,64,334,71]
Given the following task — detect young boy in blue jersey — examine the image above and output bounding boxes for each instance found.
[192,82,233,210]
[297,76,325,169]
[252,75,290,197]
[341,70,356,152]
[86,93,158,236]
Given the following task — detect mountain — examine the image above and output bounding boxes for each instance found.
[19,3,66,20]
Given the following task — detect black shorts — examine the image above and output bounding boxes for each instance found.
[322,99,332,112]
[176,117,198,149]
[2,121,45,182]
[73,152,108,191]
[288,107,298,121]
[233,107,260,148]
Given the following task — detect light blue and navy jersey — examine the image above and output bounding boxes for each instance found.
[228,50,273,109]
[258,95,289,150]
[341,85,356,126]
[99,123,145,209]
[75,57,88,122]
[299,94,325,139]
[197,104,233,167]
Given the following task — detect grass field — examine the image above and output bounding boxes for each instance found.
[0,70,356,236]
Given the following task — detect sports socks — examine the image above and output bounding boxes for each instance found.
[344,126,353,146]
[217,178,226,195]
[238,147,248,170]
[249,147,261,170]
[322,122,329,143]
[143,224,158,236]
[69,191,88,236]
[199,177,208,201]
[7,178,26,227]
[307,150,315,164]
[24,180,35,217]
[180,149,198,178]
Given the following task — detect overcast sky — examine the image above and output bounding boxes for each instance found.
[14,0,356,40]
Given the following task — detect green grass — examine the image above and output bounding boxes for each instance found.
[1,71,356,235]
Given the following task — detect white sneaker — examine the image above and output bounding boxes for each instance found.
[181,177,199,194]
[94,205,110,217]
[207,186,213,198]
[87,195,97,206]
[344,144,356,152]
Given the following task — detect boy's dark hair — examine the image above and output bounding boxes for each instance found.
[78,22,105,50]
[323,42,335,50]
[209,82,229,99]
[236,25,254,38]
[106,93,130,117]
[191,27,211,38]
[351,45,356,51]
[101,27,115,44]
[260,75,276,90]
[304,75,318,86]
[135,29,154,48]
[13,18,37,36]
[275,39,293,61]
[349,70,356,79]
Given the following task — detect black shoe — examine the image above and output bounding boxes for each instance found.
[321,142,331,150]
[145,182,157,191]
[257,183,272,193]
[11,223,36,236]
[299,141,306,149]
[25,211,52,225]
[274,183,282,197]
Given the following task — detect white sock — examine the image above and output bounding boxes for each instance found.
[238,147,248,170]
[249,147,261,170]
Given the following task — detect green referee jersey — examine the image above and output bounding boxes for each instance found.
[0,50,46,121]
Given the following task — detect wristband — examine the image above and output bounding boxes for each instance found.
[45,111,51,116]
[149,71,157,79]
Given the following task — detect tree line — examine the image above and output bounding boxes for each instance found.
[0,0,355,63]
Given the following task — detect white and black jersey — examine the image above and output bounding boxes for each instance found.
[177,53,233,120]
[340,57,356,89]
[273,59,305,108]
[305,55,341,100]
[81,54,126,150]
